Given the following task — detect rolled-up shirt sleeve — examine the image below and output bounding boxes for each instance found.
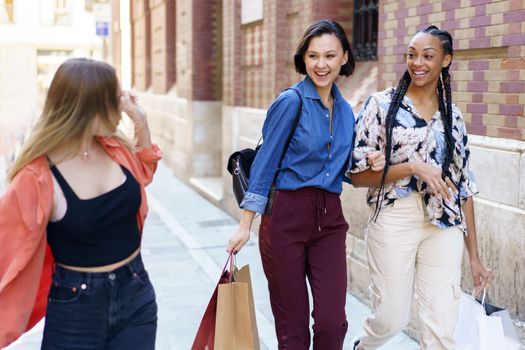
[460,166,479,200]
[135,144,162,186]
[240,90,301,214]
[240,192,268,213]
[347,95,384,177]
[454,107,479,201]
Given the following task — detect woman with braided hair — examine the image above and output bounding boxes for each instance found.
[348,26,493,349]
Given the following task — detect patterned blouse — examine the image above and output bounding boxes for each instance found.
[347,88,478,232]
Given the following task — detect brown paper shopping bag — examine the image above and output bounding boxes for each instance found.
[214,263,260,350]
[191,255,233,350]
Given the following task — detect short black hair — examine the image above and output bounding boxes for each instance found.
[294,19,355,77]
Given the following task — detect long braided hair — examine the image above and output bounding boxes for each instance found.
[372,25,456,221]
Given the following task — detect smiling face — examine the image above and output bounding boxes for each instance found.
[406,32,452,89]
[304,33,348,94]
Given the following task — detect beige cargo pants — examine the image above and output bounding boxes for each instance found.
[358,193,464,350]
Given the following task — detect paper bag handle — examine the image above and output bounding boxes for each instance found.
[471,288,488,306]
[219,252,237,283]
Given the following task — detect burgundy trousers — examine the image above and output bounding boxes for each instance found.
[259,187,349,350]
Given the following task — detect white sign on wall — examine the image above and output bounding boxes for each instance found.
[93,3,111,37]
[241,0,263,25]
[93,3,111,22]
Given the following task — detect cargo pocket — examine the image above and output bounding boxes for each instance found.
[449,284,463,330]
[368,283,382,312]
[452,285,462,300]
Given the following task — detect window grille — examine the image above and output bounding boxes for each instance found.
[353,0,378,61]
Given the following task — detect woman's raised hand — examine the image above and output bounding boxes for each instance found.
[120,90,147,125]
[120,90,152,149]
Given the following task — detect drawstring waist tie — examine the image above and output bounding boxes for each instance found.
[277,187,338,232]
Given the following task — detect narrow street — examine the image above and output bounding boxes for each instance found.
[2,1,525,347]
[6,162,417,350]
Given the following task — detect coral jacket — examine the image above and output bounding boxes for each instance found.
[0,137,162,347]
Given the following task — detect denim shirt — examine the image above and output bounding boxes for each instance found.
[241,76,355,214]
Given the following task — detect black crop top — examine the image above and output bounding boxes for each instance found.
[47,164,141,267]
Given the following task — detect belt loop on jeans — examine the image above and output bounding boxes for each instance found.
[125,255,141,279]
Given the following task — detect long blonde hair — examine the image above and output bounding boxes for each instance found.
[8,58,123,181]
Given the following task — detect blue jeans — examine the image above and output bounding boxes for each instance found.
[41,254,157,350]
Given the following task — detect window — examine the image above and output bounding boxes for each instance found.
[0,0,14,24]
[353,0,378,61]
[36,49,73,93]
[241,0,263,25]
[40,0,71,25]
[84,0,95,12]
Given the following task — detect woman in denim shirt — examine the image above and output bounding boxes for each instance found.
[227,20,384,350]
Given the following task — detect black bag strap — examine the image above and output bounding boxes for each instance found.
[270,87,303,185]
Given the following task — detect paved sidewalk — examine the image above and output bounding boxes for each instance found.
[6,162,418,350]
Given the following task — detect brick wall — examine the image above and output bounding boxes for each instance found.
[242,23,264,107]
[175,0,192,99]
[228,0,355,109]
[127,0,524,137]
[131,0,151,91]
[111,1,122,79]
[213,0,223,101]
[192,0,222,100]
[172,0,221,100]
[150,0,176,94]
[127,0,356,106]
[378,0,525,140]
[313,0,354,39]
[284,0,314,91]
[223,0,242,106]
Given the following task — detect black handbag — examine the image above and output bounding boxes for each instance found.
[226,88,303,214]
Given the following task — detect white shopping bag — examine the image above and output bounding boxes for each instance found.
[454,289,520,350]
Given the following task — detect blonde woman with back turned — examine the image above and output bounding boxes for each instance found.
[0,58,162,349]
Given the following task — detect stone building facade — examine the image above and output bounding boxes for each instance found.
[116,0,525,343]
[0,0,104,191]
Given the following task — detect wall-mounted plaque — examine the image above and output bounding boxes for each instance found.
[241,0,263,25]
